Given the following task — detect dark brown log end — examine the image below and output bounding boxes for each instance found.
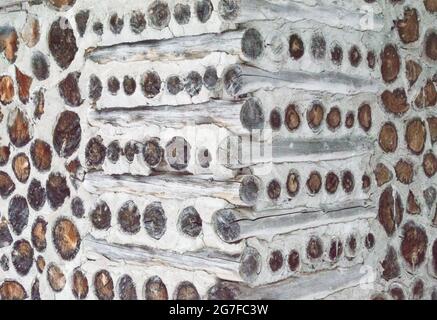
[0,145,10,166]
[166,75,184,95]
[411,278,424,300]
[358,103,372,132]
[107,76,120,95]
[378,122,398,153]
[425,31,437,61]
[389,284,406,300]
[378,186,403,236]
[423,150,437,177]
[8,108,32,147]
[405,118,426,155]
[123,76,137,95]
[325,171,339,194]
[331,44,343,66]
[381,246,400,281]
[174,281,200,300]
[307,102,324,130]
[289,34,304,60]
[0,219,13,248]
[286,170,300,197]
[12,153,30,183]
[53,217,81,260]
[269,250,284,272]
[341,170,354,194]
[53,110,81,158]
[15,67,32,104]
[31,51,49,80]
[0,27,18,63]
[148,1,170,30]
[424,0,437,12]
[0,76,14,105]
[394,159,414,184]
[0,171,15,198]
[59,72,83,107]
[427,116,437,144]
[118,201,141,234]
[178,206,202,238]
[329,238,343,261]
[118,275,137,300]
[349,45,362,67]
[75,10,89,37]
[195,0,213,24]
[143,202,167,240]
[373,163,393,187]
[8,195,29,235]
[396,8,419,44]
[141,70,161,98]
[30,139,52,172]
[307,171,322,195]
[326,107,341,131]
[94,270,114,300]
[400,221,428,270]
[207,282,239,300]
[145,276,168,300]
[381,88,409,115]
[0,280,27,300]
[406,60,422,87]
[367,51,376,69]
[89,74,102,102]
[48,17,78,69]
[31,216,47,252]
[407,190,421,215]
[85,136,106,168]
[90,201,112,230]
[381,44,400,83]
[11,239,34,276]
[46,172,70,210]
[33,88,45,119]
[287,249,300,271]
[362,174,371,191]
[285,104,300,131]
[130,10,147,33]
[365,233,375,250]
[36,255,45,273]
[109,13,124,34]
[310,33,326,60]
[143,140,163,168]
[71,197,84,218]
[307,236,323,259]
[72,269,88,299]
[267,179,281,200]
[47,264,66,292]
[27,179,46,211]
[107,140,122,164]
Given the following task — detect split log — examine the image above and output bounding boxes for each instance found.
[83,172,248,206]
[219,135,374,169]
[217,0,383,32]
[213,204,375,243]
[85,30,245,64]
[88,99,255,134]
[208,264,372,300]
[83,235,261,283]
[222,64,381,96]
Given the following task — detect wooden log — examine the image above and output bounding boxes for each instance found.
[85,30,244,64]
[83,235,261,283]
[83,171,248,206]
[219,135,374,169]
[223,64,381,96]
[218,0,384,32]
[213,203,376,243]
[208,264,372,300]
[88,99,255,134]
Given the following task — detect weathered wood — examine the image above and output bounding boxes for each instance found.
[88,99,253,134]
[220,0,383,32]
[209,264,371,300]
[83,235,260,283]
[213,203,376,243]
[83,172,248,206]
[219,135,374,169]
[223,64,381,96]
[85,30,244,64]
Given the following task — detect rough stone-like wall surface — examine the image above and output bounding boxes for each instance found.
[0,0,436,300]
